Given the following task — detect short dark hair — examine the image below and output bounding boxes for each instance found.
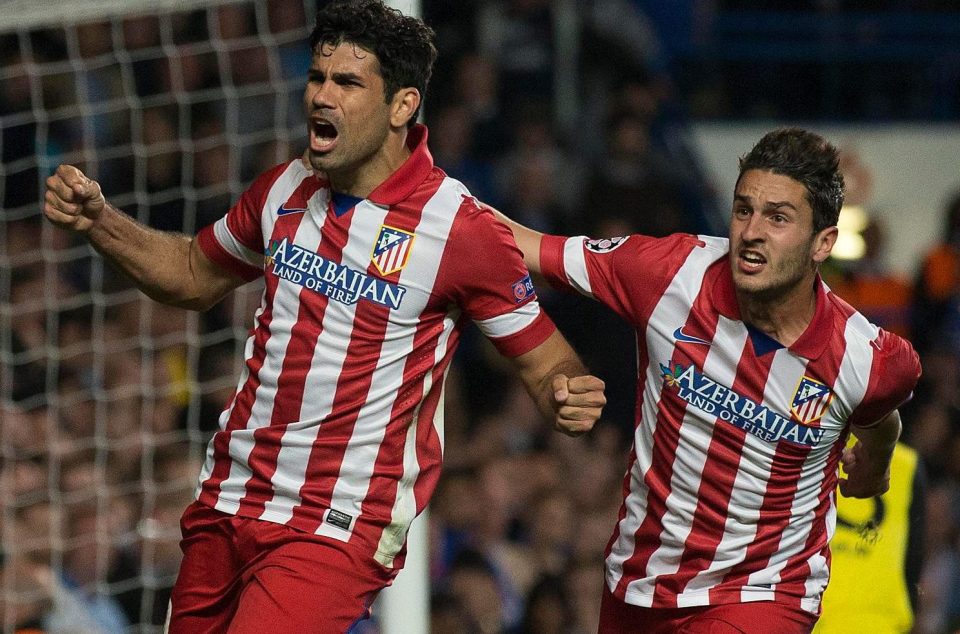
[737,128,845,233]
[311,0,437,128]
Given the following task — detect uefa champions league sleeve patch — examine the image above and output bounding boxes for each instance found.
[584,236,629,253]
[512,275,536,303]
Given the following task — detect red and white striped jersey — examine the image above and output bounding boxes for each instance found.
[540,232,920,615]
[194,125,554,568]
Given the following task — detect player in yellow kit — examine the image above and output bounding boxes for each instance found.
[814,440,925,633]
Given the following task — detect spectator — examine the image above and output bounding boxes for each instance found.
[912,190,960,355]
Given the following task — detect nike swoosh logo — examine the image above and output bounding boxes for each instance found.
[277,206,307,216]
[673,327,711,345]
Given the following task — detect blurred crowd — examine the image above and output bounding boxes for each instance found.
[1,1,959,633]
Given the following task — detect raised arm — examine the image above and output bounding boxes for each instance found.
[839,409,902,498]
[43,164,249,311]
[510,330,606,437]
[488,206,546,276]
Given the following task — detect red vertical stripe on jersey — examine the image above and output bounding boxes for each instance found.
[236,203,344,519]
[226,162,291,253]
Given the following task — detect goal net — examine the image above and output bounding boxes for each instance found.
[1,1,317,631]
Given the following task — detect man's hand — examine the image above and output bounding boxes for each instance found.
[43,164,105,233]
[838,440,891,498]
[551,374,606,436]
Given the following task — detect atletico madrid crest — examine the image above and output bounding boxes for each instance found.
[789,376,833,425]
[371,225,415,276]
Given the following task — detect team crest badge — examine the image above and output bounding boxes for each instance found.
[371,225,415,276]
[790,376,833,425]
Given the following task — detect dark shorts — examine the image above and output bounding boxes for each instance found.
[167,501,396,634]
[599,584,818,634]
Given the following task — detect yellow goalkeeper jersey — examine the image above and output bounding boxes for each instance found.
[814,441,922,634]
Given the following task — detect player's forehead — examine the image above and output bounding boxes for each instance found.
[311,41,381,77]
[734,169,811,212]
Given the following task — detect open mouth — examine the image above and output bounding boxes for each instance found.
[739,250,767,270]
[310,118,338,153]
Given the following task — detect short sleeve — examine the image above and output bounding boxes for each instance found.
[196,163,289,282]
[439,198,555,357]
[540,232,703,324]
[847,330,922,428]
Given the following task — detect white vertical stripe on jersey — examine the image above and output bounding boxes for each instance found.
[316,183,464,543]
[374,313,457,568]
[370,186,467,563]
[604,242,722,603]
[214,165,316,516]
[802,491,837,615]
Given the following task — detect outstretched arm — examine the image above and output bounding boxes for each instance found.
[510,330,606,436]
[44,164,248,311]
[839,409,902,498]
[488,206,546,277]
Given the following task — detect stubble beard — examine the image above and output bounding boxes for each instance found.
[733,247,813,304]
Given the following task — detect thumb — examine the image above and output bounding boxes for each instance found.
[552,374,569,403]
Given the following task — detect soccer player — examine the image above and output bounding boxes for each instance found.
[42,1,606,631]
[494,127,921,633]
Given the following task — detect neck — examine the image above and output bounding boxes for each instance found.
[328,128,410,198]
[736,277,818,347]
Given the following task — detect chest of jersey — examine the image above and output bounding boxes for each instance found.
[645,302,845,457]
[262,192,452,328]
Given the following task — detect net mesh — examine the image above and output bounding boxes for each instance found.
[1,1,317,631]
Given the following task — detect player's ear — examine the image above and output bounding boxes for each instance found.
[390,88,420,128]
[812,226,838,264]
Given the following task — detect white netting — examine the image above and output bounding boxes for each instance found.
[1,1,316,631]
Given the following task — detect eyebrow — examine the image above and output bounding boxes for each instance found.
[734,194,798,211]
[308,69,365,83]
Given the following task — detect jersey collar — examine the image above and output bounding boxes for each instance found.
[367,123,434,206]
[712,262,833,360]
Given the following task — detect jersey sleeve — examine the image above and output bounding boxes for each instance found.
[196,163,290,282]
[540,232,702,324]
[847,330,922,428]
[440,197,555,357]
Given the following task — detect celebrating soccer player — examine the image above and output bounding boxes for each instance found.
[495,127,920,633]
[43,1,605,631]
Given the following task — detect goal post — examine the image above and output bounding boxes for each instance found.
[0,0,426,632]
